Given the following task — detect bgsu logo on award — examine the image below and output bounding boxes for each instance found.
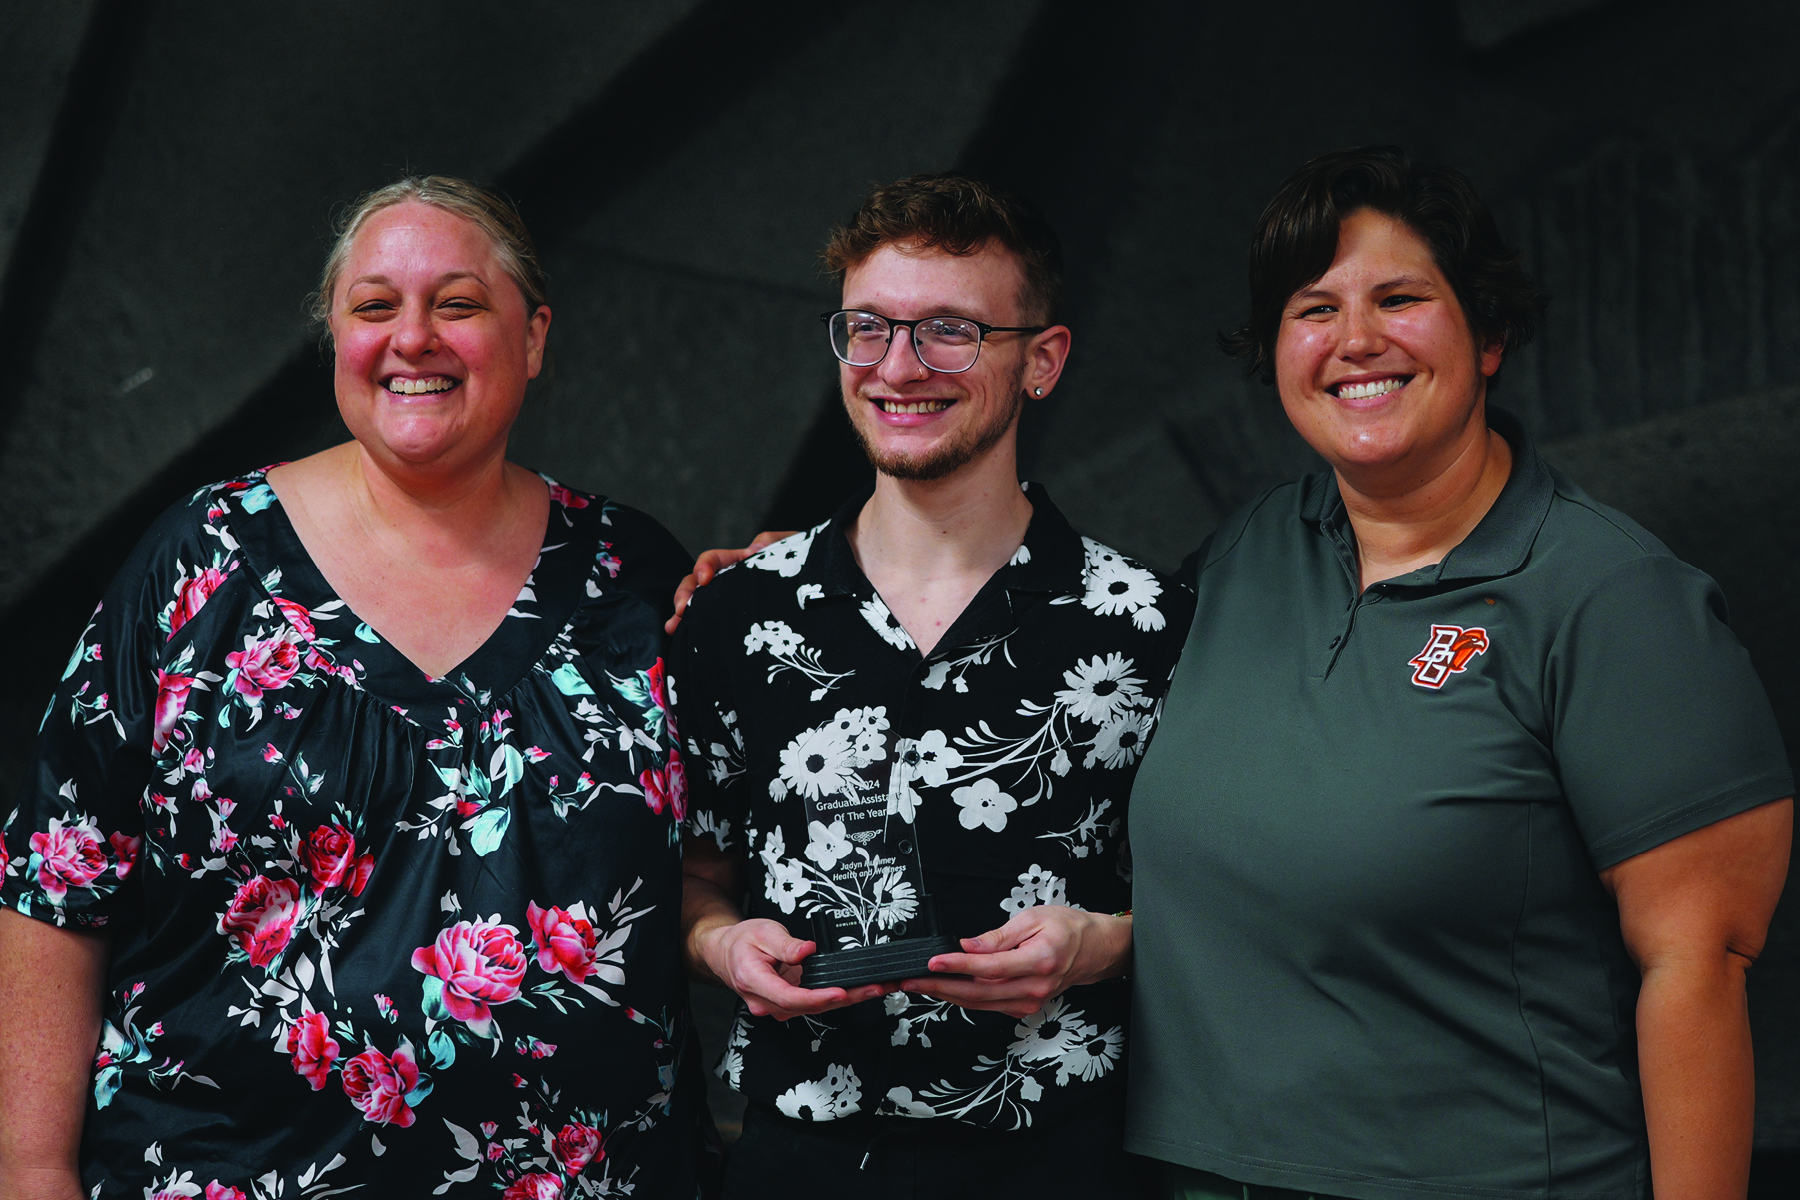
[1409,624,1490,689]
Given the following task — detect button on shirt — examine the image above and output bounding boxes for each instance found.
[673,485,1191,1130]
[1126,409,1793,1200]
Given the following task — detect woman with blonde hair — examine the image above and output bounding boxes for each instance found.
[0,176,701,1198]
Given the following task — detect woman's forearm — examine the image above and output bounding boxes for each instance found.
[1606,799,1792,1200]
[1635,954,1755,1200]
[0,909,108,1195]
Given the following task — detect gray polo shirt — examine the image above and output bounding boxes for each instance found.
[1124,410,1792,1200]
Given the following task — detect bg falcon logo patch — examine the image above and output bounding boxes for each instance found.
[1409,624,1490,689]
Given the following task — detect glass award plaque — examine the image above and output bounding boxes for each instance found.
[793,754,959,990]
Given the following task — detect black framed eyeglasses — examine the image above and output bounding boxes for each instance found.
[821,309,1046,374]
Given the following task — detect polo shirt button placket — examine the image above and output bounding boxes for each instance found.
[1319,593,1369,677]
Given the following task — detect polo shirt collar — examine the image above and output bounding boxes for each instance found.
[807,480,1087,603]
[1300,406,1555,585]
[1441,407,1554,580]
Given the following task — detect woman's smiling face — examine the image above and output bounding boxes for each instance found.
[1274,207,1502,487]
[329,200,550,472]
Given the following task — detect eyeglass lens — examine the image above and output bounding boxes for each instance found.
[830,311,984,373]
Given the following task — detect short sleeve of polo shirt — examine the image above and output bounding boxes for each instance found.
[1548,551,1791,867]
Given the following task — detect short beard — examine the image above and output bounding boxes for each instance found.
[847,368,1026,482]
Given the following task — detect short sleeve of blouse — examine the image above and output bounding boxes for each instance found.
[1549,552,1793,868]
[592,502,690,629]
[670,584,749,854]
[0,505,194,928]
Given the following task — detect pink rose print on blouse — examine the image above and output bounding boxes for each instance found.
[225,635,301,702]
[639,748,687,822]
[667,749,688,821]
[167,566,230,638]
[502,1173,564,1200]
[643,658,669,713]
[150,1186,241,1200]
[29,818,107,900]
[217,875,303,968]
[298,825,374,896]
[301,645,350,684]
[525,901,605,987]
[152,670,200,754]
[551,1122,604,1176]
[271,596,317,641]
[286,1010,340,1091]
[411,918,527,1032]
[106,832,141,880]
[596,543,622,578]
[547,482,589,510]
[340,1041,419,1127]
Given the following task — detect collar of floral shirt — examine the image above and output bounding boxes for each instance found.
[801,480,1088,656]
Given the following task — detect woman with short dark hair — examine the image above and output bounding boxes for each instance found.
[1219,146,1544,384]
[1126,146,1792,1200]
[0,176,701,1198]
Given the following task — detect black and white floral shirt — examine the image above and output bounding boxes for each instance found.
[671,484,1191,1131]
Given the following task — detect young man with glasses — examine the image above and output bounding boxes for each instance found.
[669,174,1190,1196]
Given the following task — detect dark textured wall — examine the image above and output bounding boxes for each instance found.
[2,0,1796,1174]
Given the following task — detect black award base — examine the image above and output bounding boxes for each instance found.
[800,934,963,989]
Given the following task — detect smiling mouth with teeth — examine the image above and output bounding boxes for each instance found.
[385,376,458,396]
[877,399,952,415]
[1332,376,1411,400]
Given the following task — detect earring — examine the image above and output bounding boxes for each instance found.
[1033,387,1043,396]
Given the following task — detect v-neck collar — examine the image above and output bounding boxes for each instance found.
[230,470,605,712]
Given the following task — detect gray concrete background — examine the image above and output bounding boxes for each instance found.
[0,3,94,271]
[0,0,703,603]
[508,0,1042,546]
[2,0,1797,1166]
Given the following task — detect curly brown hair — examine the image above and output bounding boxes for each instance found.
[822,173,1063,324]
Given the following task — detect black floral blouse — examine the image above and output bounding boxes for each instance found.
[672,485,1192,1132]
[0,471,700,1199]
